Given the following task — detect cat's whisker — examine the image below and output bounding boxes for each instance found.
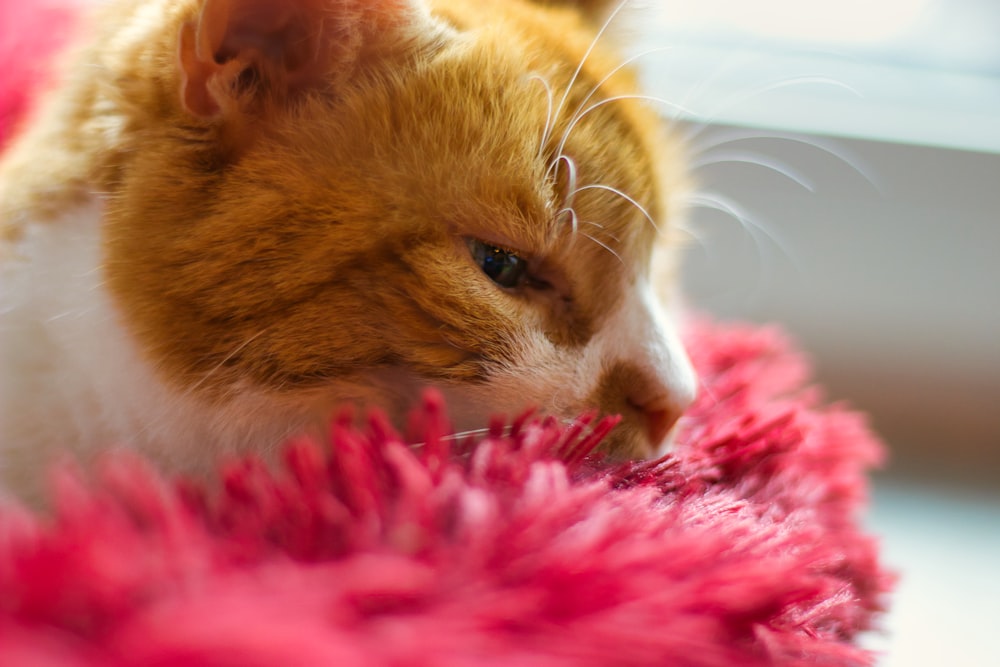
[674,222,713,256]
[411,413,600,450]
[682,190,802,275]
[415,426,492,446]
[547,153,579,201]
[556,94,696,162]
[551,0,631,143]
[557,206,580,235]
[184,328,271,397]
[548,154,580,227]
[696,374,721,406]
[661,49,757,133]
[410,425,511,451]
[690,150,816,192]
[562,46,676,140]
[681,75,863,147]
[663,39,864,107]
[581,220,619,244]
[581,231,624,265]
[528,73,556,160]
[572,183,660,235]
[686,128,883,194]
[127,330,276,445]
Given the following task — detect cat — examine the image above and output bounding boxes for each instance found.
[0,0,696,504]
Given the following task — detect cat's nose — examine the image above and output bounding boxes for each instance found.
[625,363,696,453]
[589,282,697,457]
[590,359,696,457]
[626,390,687,454]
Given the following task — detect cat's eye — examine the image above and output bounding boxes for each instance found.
[467,239,528,289]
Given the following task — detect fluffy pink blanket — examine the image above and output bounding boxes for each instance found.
[1,4,890,664]
[0,320,891,666]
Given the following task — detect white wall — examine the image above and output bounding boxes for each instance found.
[676,126,1000,478]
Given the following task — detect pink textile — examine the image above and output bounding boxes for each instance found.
[0,320,892,666]
[0,4,891,663]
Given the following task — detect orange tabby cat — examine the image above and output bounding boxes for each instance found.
[0,0,696,504]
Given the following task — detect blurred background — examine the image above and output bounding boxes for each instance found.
[630,0,999,664]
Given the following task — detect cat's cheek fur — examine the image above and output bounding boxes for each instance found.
[0,201,313,503]
[440,282,697,456]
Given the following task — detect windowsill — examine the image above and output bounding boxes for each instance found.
[634,41,1000,155]
[865,476,1000,666]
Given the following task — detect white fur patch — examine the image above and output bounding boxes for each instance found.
[0,202,310,501]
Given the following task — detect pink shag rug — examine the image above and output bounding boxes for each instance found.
[0,320,892,666]
[1,4,891,664]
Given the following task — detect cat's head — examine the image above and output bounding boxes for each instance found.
[103,0,696,458]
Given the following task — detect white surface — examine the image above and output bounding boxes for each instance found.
[865,479,1000,666]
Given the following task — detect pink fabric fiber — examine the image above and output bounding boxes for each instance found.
[0,3,891,664]
[0,320,892,666]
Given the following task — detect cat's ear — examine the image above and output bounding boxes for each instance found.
[178,0,428,118]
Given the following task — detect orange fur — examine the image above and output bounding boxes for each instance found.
[0,0,694,498]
